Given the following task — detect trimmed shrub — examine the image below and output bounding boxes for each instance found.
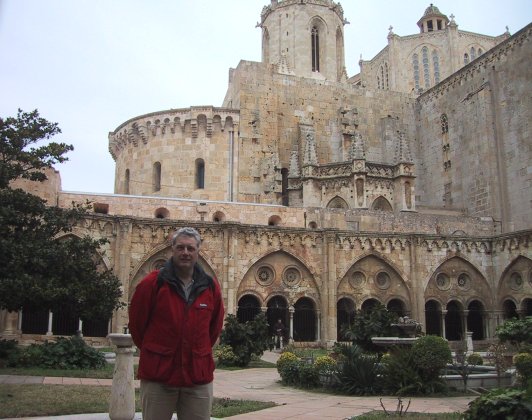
[467,352,484,366]
[464,388,532,420]
[219,313,274,367]
[514,352,532,388]
[298,361,320,388]
[9,336,105,369]
[314,355,337,375]
[277,352,301,386]
[411,335,451,382]
[496,316,532,351]
[214,344,238,367]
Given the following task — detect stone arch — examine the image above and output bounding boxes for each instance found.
[212,211,226,222]
[361,297,381,312]
[338,252,411,311]
[498,256,532,311]
[425,299,443,336]
[266,294,289,337]
[371,196,393,211]
[55,232,112,271]
[445,299,464,341]
[337,297,356,341]
[425,256,492,309]
[237,249,320,311]
[294,296,317,342]
[501,297,519,319]
[236,294,262,323]
[467,299,486,340]
[386,297,408,317]
[327,195,349,209]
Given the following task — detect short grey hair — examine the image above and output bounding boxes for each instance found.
[172,227,201,248]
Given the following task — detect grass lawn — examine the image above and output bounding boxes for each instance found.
[0,363,116,379]
[0,384,276,418]
[353,412,462,420]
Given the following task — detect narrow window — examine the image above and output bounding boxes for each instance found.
[153,161,161,192]
[384,62,389,89]
[432,50,440,84]
[427,20,434,32]
[124,169,130,194]
[470,47,476,61]
[478,48,483,56]
[437,19,442,30]
[281,168,289,206]
[377,75,381,89]
[422,47,430,89]
[311,26,320,72]
[195,158,205,189]
[464,53,469,64]
[412,54,420,90]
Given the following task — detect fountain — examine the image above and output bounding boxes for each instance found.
[371,316,421,350]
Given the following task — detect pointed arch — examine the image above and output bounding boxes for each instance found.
[371,196,392,212]
[327,196,349,209]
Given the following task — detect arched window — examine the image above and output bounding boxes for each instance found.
[412,54,420,90]
[470,47,476,61]
[153,161,161,192]
[464,53,470,65]
[311,26,320,72]
[384,62,389,89]
[371,196,393,212]
[337,298,356,341]
[237,295,261,323]
[425,300,442,336]
[478,48,483,56]
[377,74,381,90]
[432,50,440,84]
[195,159,205,189]
[422,46,430,89]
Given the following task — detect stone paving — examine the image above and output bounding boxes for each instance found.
[0,351,475,419]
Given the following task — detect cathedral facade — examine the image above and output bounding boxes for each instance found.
[2,1,531,347]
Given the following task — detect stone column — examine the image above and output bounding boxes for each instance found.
[288,305,295,343]
[46,311,53,336]
[1,311,20,339]
[108,333,135,420]
[113,219,133,334]
[462,310,469,339]
[466,331,474,355]
[441,310,447,339]
[325,233,337,346]
[316,310,321,342]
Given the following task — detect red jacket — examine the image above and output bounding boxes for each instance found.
[129,263,224,387]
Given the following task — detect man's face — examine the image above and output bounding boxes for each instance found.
[172,235,199,271]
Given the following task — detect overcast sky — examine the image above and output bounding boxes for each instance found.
[1,0,530,194]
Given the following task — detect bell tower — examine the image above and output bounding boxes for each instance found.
[259,0,348,81]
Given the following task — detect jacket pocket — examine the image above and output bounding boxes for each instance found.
[191,347,214,384]
[139,343,175,382]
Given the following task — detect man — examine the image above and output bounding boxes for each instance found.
[129,227,225,420]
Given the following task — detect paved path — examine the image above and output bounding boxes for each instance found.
[0,351,475,419]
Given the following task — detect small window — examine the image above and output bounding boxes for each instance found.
[427,20,433,32]
[124,169,130,195]
[464,53,469,65]
[437,19,442,30]
[440,114,449,134]
[93,203,109,214]
[154,207,169,219]
[213,211,226,222]
[195,159,205,189]
[268,215,281,226]
[153,162,161,192]
[311,26,320,72]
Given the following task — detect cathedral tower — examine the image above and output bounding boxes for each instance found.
[259,0,348,81]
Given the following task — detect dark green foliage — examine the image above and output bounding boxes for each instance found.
[342,304,398,352]
[219,313,273,367]
[0,339,18,359]
[464,388,532,420]
[467,353,484,366]
[334,344,382,395]
[411,335,451,383]
[297,361,320,388]
[381,348,423,395]
[8,336,106,369]
[514,353,532,389]
[496,317,532,350]
[0,109,123,319]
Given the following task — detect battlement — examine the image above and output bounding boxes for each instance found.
[260,0,345,26]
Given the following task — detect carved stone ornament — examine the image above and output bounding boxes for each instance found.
[283,266,301,287]
[375,271,391,290]
[435,272,451,291]
[350,271,366,288]
[457,273,471,290]
[256,265,275,286]
[509,272,523,291]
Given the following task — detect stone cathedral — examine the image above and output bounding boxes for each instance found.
[2,1,531,348]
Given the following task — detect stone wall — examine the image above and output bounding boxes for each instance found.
[415,24,532,232]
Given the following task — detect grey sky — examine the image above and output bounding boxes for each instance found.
[1,0,530,194]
